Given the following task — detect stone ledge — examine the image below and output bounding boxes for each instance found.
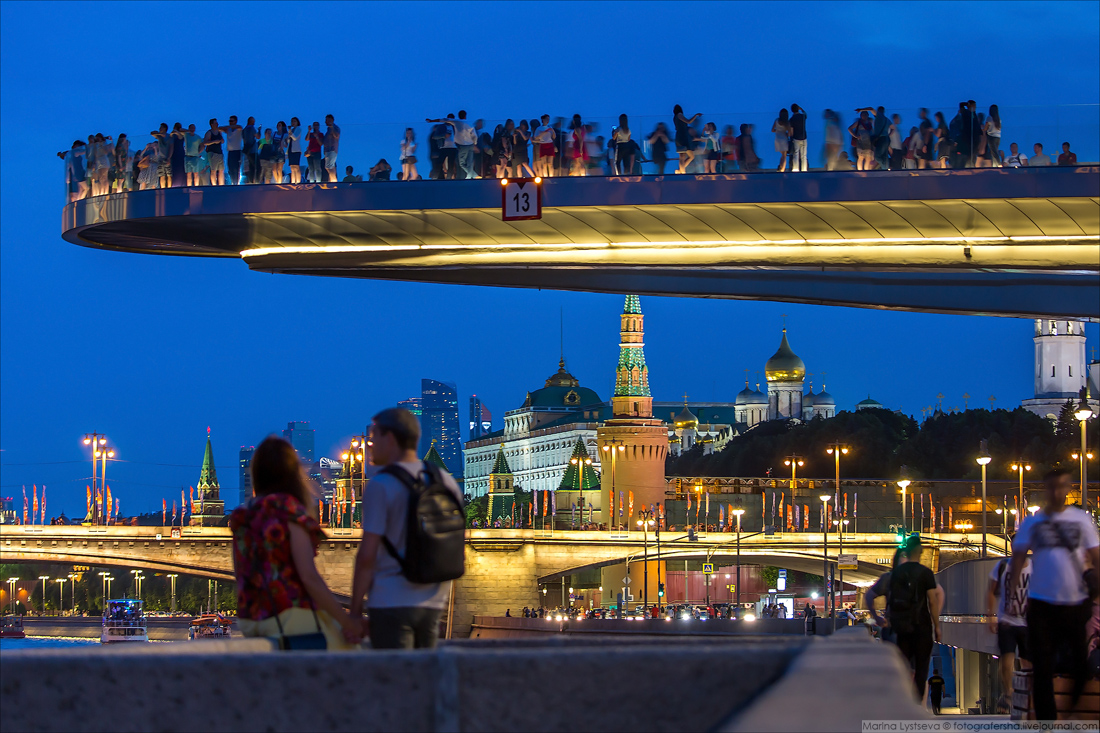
[721,627,930,732]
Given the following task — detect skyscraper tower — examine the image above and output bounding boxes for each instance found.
[239,445,255,507]
[469,395,492,440]
[282,421,315,464]
[421,379,462,478]
[597,295,668,527]
[193,429,225,526]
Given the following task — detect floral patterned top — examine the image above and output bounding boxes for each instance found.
[229,493,325,621]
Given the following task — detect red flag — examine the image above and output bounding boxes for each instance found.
[543,490,548,516]
[32,485,38,523]
[843,492,848,518]
[686,492,691,512]
[190,486,195,514]
[171,501,177,524]
[105,486,112,521]
[41,487,46,524]
[804,504,809,530]
[23,486,28,524]
[628,491,634,521]
[162,499,167,526]
[181,490,186,521]
[87,487,93,516]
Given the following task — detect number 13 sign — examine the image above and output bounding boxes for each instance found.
[501,178,542,221]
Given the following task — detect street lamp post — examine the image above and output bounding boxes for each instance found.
[1010,461,1032,523]
[1074,390,1094,511]
[832,518,850,621]
[570,453,593,531]
[783,455,804,491]
[168,574,178,613]
[896,465,910,534]
[826,443,850,509]
[601,440,625,534]
[340,437,367,528]
[976,441,992,558]
[6,578,18,615]
[733,508,745,616]
[84,434,116,526]
[38,576,49,614]
[105,575,114,602]
[68,573,77,615]
[819,495,831,622]
[636,509,655,613]
[55,578,67,616]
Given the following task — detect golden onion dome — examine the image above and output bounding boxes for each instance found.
[764,330,806,382]
[674,404,699,428]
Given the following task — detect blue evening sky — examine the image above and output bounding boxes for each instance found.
[1,1,1097,517]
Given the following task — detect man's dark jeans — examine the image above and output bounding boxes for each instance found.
[894,630,934,700]
[369,607,443,650]
[1027,598,1090,720]
[227,151,241,184]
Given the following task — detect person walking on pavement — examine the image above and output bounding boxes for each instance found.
[988,553,1032,712]
[927,663,946,715]
[1008,468,1099,721]
[887,536,943,701]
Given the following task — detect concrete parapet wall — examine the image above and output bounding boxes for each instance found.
[1,638,805,733]
[469,615,831,638]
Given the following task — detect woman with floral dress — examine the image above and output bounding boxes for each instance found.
[230,437,361,649]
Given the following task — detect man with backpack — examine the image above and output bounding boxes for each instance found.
[987,553,1032,713]
[350,408,466,649]
[1008,468,1099,721]
[888,536,943,701]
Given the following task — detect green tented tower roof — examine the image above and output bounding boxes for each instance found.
[557,437,600,491]
[490,446,512,476]
[423,442,449,471]
[197,434,219,490]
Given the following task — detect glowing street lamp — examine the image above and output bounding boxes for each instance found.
[820,495,831,620]
[976,440,992,557]
[636,509,656,612]
[732,508,745,615]
[897,467,912,533]
[38,576,49,614]
[1074,389,1094,511]
[55,578,67,616]
[167,574,179,613]
[601,440,626,534]
[1010,462,1031,519]
[7,577,19,615]
[783,455,804,491]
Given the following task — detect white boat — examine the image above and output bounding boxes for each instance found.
[101,599,148,643]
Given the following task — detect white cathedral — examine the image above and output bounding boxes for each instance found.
[733,328,837,429]
[1021,319,1099,420]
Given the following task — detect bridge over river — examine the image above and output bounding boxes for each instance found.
[1,525,1005,636]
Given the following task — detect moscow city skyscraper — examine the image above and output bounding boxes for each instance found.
[469,395,492,439]
[420,379,461,477]
[238,445,254,507]
[282,421,315,464]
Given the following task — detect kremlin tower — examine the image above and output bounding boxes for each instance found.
[596,295,668,529]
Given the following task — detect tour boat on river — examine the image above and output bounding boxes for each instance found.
[1,615,26,639]
[101,599,147,643]
[188,613,232,640]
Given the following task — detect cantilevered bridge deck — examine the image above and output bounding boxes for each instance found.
[62,167,1100,318]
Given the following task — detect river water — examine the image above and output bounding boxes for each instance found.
[0,636,101,650]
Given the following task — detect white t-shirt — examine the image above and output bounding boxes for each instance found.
[360,460,464,610]
[1012,506,1099,604]
[989,557,1031,626]
[452,120,477,146]
[287,126,302,153]
[1005,152,1028,167]
[534,125,555,145]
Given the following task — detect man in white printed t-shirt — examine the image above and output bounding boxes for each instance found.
[1008,468,1099,721]
[987,554,1031,712]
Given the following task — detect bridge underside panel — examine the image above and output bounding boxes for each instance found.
[260,263,1100,319]
[536,550,886,585]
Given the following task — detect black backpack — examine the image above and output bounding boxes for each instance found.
[380,462,466,584]
[887,564,926,635]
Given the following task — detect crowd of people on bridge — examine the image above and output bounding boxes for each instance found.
[60,101,1085,202]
